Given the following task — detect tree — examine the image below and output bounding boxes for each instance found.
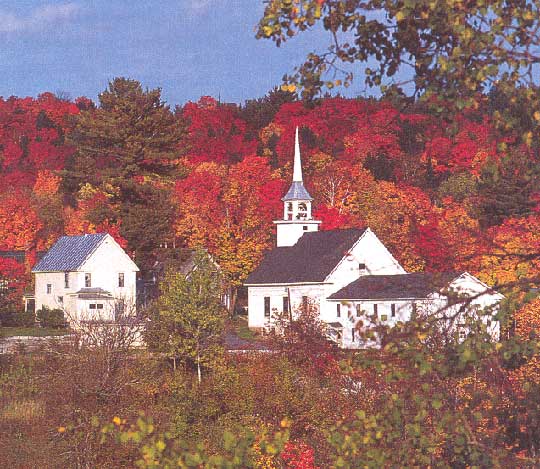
[65,78,187,262]
[257,1,540,98]
[148,251,225,383]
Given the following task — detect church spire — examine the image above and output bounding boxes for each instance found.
[274,126,321,247]
[293,126,303,182]
[282,127,313,201]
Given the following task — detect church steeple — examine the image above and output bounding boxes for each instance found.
[274,127,321,247]
[282,127,313,202]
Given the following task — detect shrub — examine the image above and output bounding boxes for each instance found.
[0,310,36,328]
[36,307,66,329]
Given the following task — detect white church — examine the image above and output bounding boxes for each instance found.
[245,128,503,348]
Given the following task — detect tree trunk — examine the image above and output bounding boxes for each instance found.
[229,287,238,318]
[197,352,202,384]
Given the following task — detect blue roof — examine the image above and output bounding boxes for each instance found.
[281,181,313,201]
[32,233,108,272]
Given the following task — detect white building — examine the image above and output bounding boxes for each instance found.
[32,233,139,322]
[245,128,503,348]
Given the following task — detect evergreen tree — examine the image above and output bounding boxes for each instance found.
[64,77,187,262]
[477,151,540,226]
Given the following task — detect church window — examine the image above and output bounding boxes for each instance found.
[352,327,355,342]
[46,284,52,294]
[336,304,341,317]
[283,296,289,314]
[373,304,378,316]
[85,273,92,288]
[64,272,69,288]
[302,295,308,312]
[356,304,362,317]
[118,273,125,287]
[412,303,417,317]
[391,304,396,317]
[264,297,270,317]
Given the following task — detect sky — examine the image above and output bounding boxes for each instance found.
[0,0,371,107]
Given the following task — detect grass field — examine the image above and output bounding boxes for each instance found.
[0,327,72,338]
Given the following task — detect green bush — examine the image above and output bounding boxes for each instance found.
[36,307,66,329]
[0,310,36,328]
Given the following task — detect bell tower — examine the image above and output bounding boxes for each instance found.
[274,127,321,247]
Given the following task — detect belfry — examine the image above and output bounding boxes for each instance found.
[274,127,321,247]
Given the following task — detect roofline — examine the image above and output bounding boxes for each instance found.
[327,297,429,302]
[79,233,140,272]
[324,227,405,282]
[448,271,506,299]
[273,220,322,225]
[245,281,331,287]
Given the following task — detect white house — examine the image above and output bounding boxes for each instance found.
[32,233,139,322]
[245,128,503,348]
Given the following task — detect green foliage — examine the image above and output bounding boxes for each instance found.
[477,151,540,226]
[437,172,478,203]
[64,77,187,262]
[0,310,35,328]
[146,250,225,378]
[36,306,66,329]
[257,0,540,141]
[97,414,290,469]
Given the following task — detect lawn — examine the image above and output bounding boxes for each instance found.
[228,315,257,341]
[0,327,72,338]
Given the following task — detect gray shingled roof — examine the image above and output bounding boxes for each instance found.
[245,228,366,284]
[32,233,108,272]
[75,287,113,299]
[282,181,313,201]
[328,272,461,300]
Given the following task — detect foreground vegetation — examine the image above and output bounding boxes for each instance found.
[1,296,540,467]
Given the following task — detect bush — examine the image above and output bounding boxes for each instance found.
[0,310,36,328]
[36,307,66,329]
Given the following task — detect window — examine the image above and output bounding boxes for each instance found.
[356,304,362,317]
[89,303,96,309]
[336,303,341,318]
[58,296,63,304]
[373,304,378,315]
[283,296,289,314]
[64,272,69,289]
[391,304,396,318]
[85,273,91,288]
[412,302,417,317]
[118,272,125,288]
[352,327,355,342]
[46,284,52,294]
[303,225,308,231]
[90,303,103,310]
[358,263,366,270]
[302,295,308,312]
[264,297,271,317]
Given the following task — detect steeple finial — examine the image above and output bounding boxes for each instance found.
[293,126,303,182]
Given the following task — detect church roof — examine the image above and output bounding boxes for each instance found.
[32,233,108,272]
[281,181,313,201]
[328,272,461,300]
[245,228,366,284]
